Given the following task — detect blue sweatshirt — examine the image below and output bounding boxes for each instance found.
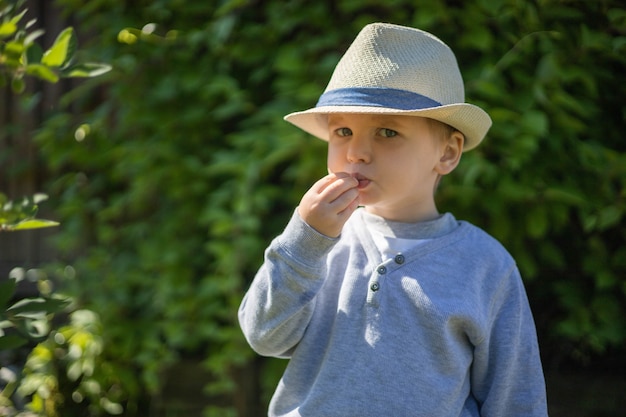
[239,209,548,417]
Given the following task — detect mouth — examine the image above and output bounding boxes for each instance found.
[351,173,371,189]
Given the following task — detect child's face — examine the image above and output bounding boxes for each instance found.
[327,113,452,222]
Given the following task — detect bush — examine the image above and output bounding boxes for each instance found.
[1,2,109,414]
[22,0,626,414]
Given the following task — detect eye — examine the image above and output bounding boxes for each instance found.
[335,127,352,137]
[378,128,398,138]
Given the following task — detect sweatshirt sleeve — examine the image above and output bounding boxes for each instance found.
[470,266,549,417]
[238,210,339,358]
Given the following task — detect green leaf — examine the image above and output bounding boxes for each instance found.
[596,206,622,231]
[15,316,49,340]
[9,8,28,26]
[521,110,549,136]
[0,334,27,350]
[526,206,548,238]
[3,40,24,64]
[0,278,17,308]
[26,42,43,65]
[543,187,587,206]
[0,21,17,38]
[7,297,70,317]
[24,28,44,47]
[11,77,25,93]
[10,219,60,230]
[26,63,60,83]
[41,27,77,68]
[32,193,49,204]
[62,62,112,78]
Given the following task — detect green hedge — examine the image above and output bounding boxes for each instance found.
[25,0,626,414]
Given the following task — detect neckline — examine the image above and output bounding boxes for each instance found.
[359,209,458,240]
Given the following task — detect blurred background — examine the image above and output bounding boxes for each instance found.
[1,0,625,416]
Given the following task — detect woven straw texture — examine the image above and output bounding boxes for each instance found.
[284,23,492,151]
[325,24,465,105]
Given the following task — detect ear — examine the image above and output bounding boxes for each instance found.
[435,131,464,175]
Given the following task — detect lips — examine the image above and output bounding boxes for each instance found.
[351,173,371,189]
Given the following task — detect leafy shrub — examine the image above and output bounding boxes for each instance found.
[0,0,110,91]
[18,309,125,417]
[18,0,626,414]
[1,1,110,414]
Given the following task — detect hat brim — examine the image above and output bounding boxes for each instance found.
[284,103,492,152]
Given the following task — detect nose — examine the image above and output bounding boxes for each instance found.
[346,135,371,164]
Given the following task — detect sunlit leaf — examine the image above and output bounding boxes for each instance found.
[8,7,28,26]
[16,317,50,339]
[62,62,112,78]
[23,28,44,47]
[101,398,124,415]
[26,63,60,83]
[41,27,77,68]
[10,219,60,230]
[0,21,17,38]
[117,28,138,44]
[7,297,70,316]
[32,193,49,204]
[3,40,24,63]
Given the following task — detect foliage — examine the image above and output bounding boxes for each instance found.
[0,0,109,232]
[8,0,625,415]
[2,308,126,417]
[1,1,111,415]
[0,0,111,92]
[0,193,59,232]
[17,309,126,417]
[0,268,69,351]
[434,0,626,357]
[0,267,70,417]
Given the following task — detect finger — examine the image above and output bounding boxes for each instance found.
[320,176,358,202]
[338,192,361,217]
[314,172,353,194]
[329,186,359,212]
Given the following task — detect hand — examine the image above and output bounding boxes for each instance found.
[297,172,360,238]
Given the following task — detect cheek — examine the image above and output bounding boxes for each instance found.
[386,156,424,182]
[326,145,342,171]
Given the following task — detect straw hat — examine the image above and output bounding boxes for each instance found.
[284,23,492,151]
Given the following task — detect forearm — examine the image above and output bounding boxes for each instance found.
[238,210,338,357]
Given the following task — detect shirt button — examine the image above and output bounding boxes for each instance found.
[370,282,380,291]
[377,265,387,275]
[394,254,405,264]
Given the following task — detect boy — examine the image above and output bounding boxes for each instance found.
[238,23,548,417]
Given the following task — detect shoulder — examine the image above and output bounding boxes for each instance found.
[441,219,520,294]
[457,221,512,256]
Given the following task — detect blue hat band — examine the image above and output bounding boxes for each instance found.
[316,87,442,110]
